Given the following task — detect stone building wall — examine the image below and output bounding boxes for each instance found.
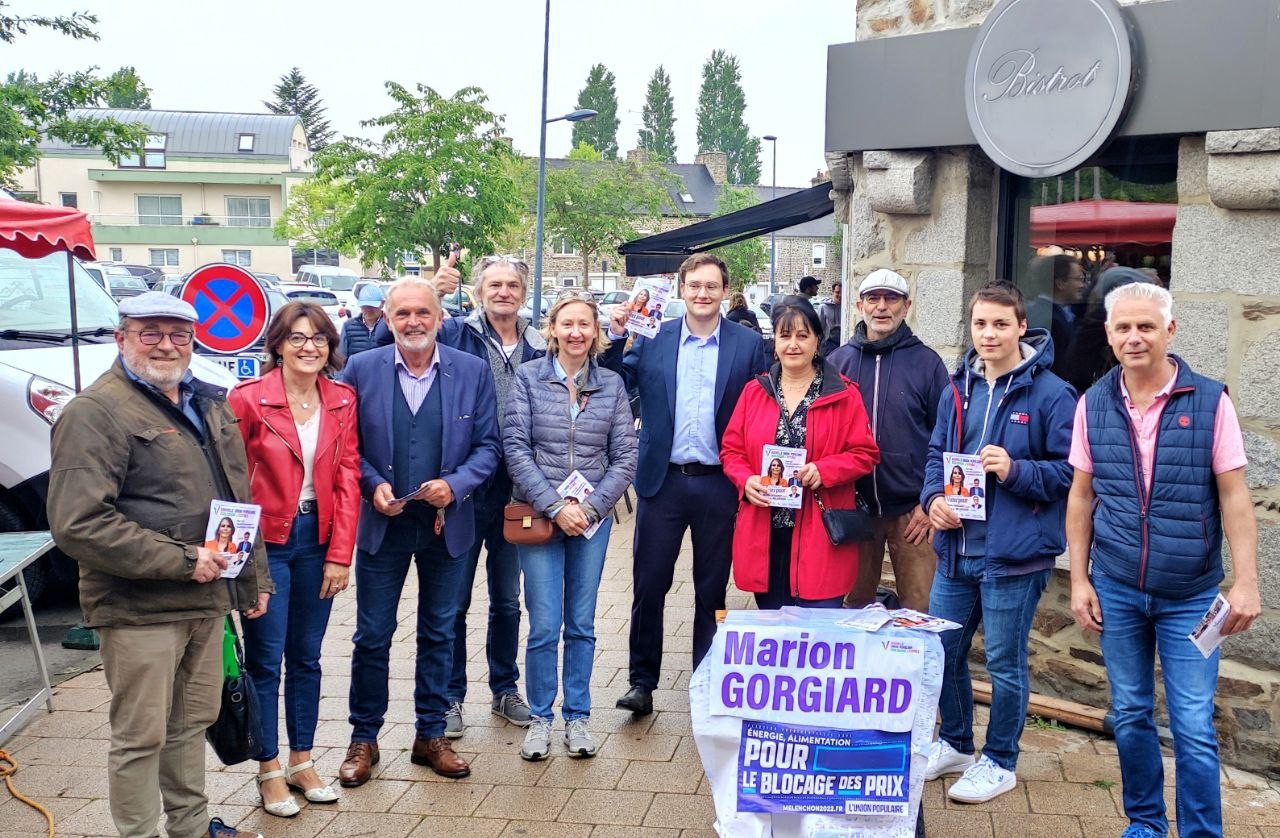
[840,0,1280,776]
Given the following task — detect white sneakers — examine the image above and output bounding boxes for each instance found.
[924,739,975,781]
[521,718,554,761]
[924,742,1017,803]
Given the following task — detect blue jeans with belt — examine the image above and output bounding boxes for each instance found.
[241,510,334,761]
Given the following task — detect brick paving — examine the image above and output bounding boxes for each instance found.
[2,510,1277,836]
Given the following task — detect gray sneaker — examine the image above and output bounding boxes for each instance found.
[444,701,464,739]
[492,692,532,727]
[520,717,553,761]
[564,717,598,758]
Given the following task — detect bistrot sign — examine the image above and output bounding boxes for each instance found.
[181,263,269,354]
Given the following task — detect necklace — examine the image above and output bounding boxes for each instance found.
[286,390,318,410]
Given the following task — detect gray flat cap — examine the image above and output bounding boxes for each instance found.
[118,291,198,322]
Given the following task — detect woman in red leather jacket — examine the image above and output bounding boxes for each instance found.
[227,301,360,817]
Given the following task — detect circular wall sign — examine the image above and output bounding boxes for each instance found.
[964,0,1136,178]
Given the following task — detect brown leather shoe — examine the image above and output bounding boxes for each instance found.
[337,741,379,788]
[411,735,471,778]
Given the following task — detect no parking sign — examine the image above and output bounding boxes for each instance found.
[180,263,269,354]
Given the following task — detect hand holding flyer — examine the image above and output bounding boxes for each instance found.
[1189,593,1231,658]
[625,276,672,338]
[205,500,262,579]
[942,452,986,521]
[556,470,604,539]
[761,445,806,509]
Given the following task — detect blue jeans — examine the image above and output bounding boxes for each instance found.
[348,517,465,741]
[928,557,1049,771]
[448,488,522,702]
[519,518,613,721]
[241,511,334,761]
[1093,570,1222,838]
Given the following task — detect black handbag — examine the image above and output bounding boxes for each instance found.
[812,491,875,546]
[206,616,262,765]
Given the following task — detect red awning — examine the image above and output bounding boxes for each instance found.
[0,198,96,260]
[1030,199,1176,248]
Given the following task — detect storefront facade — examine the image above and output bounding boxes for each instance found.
[827,0,1280,773]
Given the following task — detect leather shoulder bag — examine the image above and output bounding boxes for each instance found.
[812,490,874,546]
[503,501,556,545]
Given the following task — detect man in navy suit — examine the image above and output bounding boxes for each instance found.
[603,253,769,715]
[335,277,501,787]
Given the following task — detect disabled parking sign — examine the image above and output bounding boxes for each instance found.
[181,263,269,354]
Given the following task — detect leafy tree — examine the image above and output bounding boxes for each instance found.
[637,66,676,163]
[264,67,334,151]
[314,83,522,273]
[102,66,151,108]
[696,50,761,185]
[710,186,768,290]
[0,7,147,189]
[571,64,619,159]
[273,178,355,259]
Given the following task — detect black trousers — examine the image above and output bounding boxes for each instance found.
[627,468,738,690]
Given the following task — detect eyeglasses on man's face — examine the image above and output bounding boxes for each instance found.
[126,329,194,347]
[285,332,330,348]
[860,292,906,306]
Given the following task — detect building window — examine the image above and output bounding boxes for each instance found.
[59,192,78,208]
[137,194,182,225]
[811,244,825,267]
[120,134,167,169]
[237,134,255,152]
[226,196,271,228]
[149,248,179,267]
[561,276,578,287]
[222,249,252,267]
[109,248,123,262]
[552,236,577,257]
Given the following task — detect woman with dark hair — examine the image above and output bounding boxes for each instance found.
[204,516,235,554]
[227,301,361,817]
[763,457,786,486]
[943,465,969,497]
[721,296,880,609]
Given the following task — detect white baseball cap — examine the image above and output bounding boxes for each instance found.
[857,269,910,298]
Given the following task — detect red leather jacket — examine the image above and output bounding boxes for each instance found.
[227,369,360,566]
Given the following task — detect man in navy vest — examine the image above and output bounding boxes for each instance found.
[336,277,501,787]
[1066,282,1259,838]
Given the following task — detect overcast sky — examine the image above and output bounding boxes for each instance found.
[7,0,853,187]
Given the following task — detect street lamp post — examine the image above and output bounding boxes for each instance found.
[763,135,778,295]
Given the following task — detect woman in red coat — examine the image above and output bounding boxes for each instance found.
[227,302,360,817]
[721,297,880,608]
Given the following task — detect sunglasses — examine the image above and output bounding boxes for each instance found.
[556,289,597,304]
[478,254,529,276]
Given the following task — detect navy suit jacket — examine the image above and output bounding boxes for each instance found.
[340,343,501,557]
[602,316,769,498]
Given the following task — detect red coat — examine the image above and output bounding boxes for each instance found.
[721,364,880,600]
[227,369,360,566]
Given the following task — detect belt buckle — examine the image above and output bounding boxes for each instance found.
[298,499,316,515]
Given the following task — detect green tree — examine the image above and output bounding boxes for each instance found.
[273,178,355,258]
[637,66,676,163]
[710,186,768,290]
[102,66,151,108]
[696,50,761,185]
[571,64,619,159]
[264,67,334,151]
[315,83,521,273]
[0,7,148,189]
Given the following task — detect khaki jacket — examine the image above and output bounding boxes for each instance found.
[48,361,273,627]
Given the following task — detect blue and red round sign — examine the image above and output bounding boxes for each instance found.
[180,263,269,354]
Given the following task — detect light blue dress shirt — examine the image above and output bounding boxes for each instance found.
[670,319,721,465]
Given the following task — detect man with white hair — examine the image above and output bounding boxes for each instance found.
[336,276,501,787]
[1066,282,1260,838]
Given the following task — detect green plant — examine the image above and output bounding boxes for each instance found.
[1026,715,1065,731]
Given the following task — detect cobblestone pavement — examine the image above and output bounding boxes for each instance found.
[2,511,1277,836]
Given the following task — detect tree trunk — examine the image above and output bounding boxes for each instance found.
[582,251,591,289]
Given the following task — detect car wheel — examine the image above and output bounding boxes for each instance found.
[0,499,50,617]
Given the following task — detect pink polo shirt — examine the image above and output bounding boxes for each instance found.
[1069,361,1247,492]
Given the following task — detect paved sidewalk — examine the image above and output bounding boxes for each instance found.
[1,511,1277,836]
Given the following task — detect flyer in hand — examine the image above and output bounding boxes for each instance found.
[942,451,986,521]
[556,469,604,540]
[761,444,806,509]
[205,499,261,579]
[625,276,672,338]
[1189,593,1231,658]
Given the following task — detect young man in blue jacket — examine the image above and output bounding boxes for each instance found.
[921,282,1076,804]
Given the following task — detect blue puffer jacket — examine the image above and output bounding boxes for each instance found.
[1084,357,1225,598]
[921,330,1077,578]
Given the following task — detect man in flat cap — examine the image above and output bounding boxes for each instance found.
[49,292,272,838]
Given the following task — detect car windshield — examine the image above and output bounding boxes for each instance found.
[663,299,687,319]
[0,250,119,332]
[323,275,357,291]
[288,289,337,305]
[113,276,148,290]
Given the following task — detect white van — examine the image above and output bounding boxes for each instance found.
[0,249,237,604]
[295,264,358,315]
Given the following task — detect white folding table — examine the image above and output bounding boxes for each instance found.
[0,531,56,744]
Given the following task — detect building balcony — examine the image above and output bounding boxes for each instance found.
[88,214,287,246]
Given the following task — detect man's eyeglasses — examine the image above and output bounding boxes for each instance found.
[859,292,906,306]
[285,332,330,348]
[125,329,194,346]
[478,255,530,276]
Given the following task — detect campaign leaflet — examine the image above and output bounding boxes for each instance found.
[556,469,604,540]
[737,720,911,817]
[205,499,261,580]
[942,451,986,521]
[1189,593,1231,658]
[761,444,806,509]
[625,276,672,338]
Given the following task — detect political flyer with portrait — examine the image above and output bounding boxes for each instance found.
[761,444,806,509]
[942,451,986,521]
[205,499,261,579]
[625,275,672,338]
[556,469,604,540]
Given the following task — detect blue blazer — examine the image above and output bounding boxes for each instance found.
[340,343,501,557]
[602,316,768,498]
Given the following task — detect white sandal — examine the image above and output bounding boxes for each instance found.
[285,759,339,803]
[256,769,300,818]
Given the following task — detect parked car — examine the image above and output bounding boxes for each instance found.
[440,285,476,319]
[81,262,149,301]
[598,289,632,321]
[252,272,283,291]
[721,300,774,339]
[758,292,788,316]
[295,264,359,312]
[518,293,553,327]
[155,276,186,296]
[112,263,166,288]
[280,282,344,327]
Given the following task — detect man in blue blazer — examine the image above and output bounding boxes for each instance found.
[602,253,769,715]
[335,278,501,787]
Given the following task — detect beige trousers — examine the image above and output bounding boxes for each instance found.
[845,510,939,612]
[98,616,223,838]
